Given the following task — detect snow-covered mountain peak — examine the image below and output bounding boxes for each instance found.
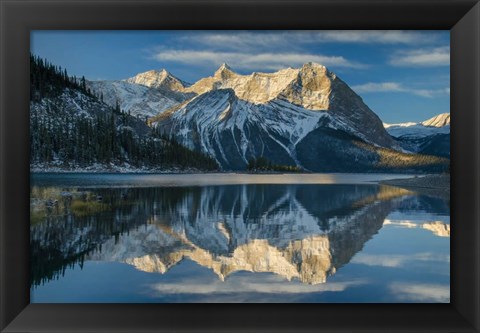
[302,61,327,70]
[216,63,234,72]
[86,79,186,118]
[88,69,194,119]
[214,63,237,79]
[299,62,335,78]
[384,113,450,139]
[125,69,188,91]
[422,113,450,127]
[126,69,167,83]
[153,68,169,76]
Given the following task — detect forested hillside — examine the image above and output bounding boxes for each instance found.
[30,55,218,171]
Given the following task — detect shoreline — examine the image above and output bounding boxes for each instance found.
[30,166,215,174]
[380,174,450,200]
[31,166,445,176]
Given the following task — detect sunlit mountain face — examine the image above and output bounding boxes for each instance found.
[30,181,449,290]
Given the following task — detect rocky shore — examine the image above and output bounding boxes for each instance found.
[380,174,450,200]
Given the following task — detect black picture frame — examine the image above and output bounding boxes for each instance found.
[1,0,479,332]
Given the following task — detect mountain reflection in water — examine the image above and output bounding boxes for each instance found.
[30,183,449,287]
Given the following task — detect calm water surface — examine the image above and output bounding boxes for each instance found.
[30,173,450,303]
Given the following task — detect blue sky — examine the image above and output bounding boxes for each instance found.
[31,30,450,123]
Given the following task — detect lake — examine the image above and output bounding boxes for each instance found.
[30,173,450,303]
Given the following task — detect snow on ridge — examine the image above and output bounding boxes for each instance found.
[159,87,386,169]
[125,69,189,90]
[383,122,417,129]
[87,80,181,118]
[384,113,450,138]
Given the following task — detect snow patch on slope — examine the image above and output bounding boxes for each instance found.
[87,80,181,118]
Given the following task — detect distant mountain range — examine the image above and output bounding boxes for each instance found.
[32,55,449,173]
[384,113,450,138]
[384,113,450,158]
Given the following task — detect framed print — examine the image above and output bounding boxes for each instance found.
[1,0,479,332]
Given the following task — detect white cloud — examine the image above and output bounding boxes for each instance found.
[352,252,450,268]
[149,273,367,295]
[352,81,450,98]
[389,282,450,302]
[182,33,285,51]
[152,49,365,70]
[182,31,441,52]
[317,30,438,44]
[414,87,451,98]
[390,46,450,67]
[352,82,405,93]
[352,254,406,268]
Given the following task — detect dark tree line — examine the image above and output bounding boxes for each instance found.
[30,54,218,170]
[30,54,95,101]
[247,157,302,172]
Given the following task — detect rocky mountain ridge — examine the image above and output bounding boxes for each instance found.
[384,113,450,158]
[85,62,449,172]
[422,113,450,127]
